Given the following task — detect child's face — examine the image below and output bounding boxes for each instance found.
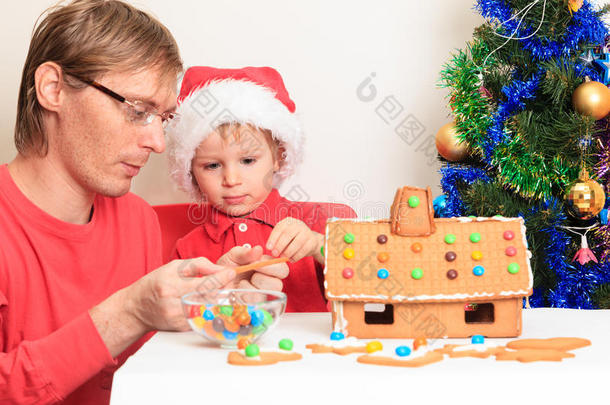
[191,124,280,216]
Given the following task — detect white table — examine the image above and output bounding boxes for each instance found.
[111,309,610,405]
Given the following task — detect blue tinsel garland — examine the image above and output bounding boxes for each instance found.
[439,164,490,217]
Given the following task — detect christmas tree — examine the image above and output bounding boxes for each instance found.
[436,0,610,308]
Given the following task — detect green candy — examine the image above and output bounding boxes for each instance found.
[411,268,423,280]
[344,233,355,244]
[252,325,267,335]
[219,305,233,317]
[469,233,481,243]
[508,263,520,274]
[262,310,273,327]
[408,196,420,208]
[320,246,324,256]
[278,338,294,351]
[444,234,457,244]
[245,344,260,357]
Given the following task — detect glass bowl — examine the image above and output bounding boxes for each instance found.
[182,289,287,349]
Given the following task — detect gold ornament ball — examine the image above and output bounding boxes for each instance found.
[565,171,606,220]
[572,79,610,120]
[435,122,469,162]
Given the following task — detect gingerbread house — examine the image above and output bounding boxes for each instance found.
[323,186,533,338]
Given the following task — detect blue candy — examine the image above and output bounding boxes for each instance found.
[330,331,345,341]
[395,346,412,357]
[222,330,238,340]
[250,310,264,327]
[377,268,389,279]
[202,309,214,321]
[471,334,484,344]
[473,266,485,276]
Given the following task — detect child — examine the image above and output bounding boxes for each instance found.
[165,66,355,312]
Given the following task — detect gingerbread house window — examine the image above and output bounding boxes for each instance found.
[364,303,394,325]
[464,303,495,324]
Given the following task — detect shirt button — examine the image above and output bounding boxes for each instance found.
[238,223,248,232]
[243,243,252,249]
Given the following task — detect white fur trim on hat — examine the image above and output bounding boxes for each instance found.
[165,79,304,200]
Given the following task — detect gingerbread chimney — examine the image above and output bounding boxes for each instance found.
[390,186,436,236]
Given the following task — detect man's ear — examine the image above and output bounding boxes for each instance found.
[34,62,65,113]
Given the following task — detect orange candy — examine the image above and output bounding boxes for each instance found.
[224,318,241,333]
[413,337,427,350]
[377,252,390,263]
[237,337,251,350]
[237,312,251,326]
[411,243,423,253]
[203,321,217,337]
[233,305,247,315]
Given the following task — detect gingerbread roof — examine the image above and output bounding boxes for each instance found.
[323,187,533,304]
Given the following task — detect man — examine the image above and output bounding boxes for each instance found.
[0,1,288,404]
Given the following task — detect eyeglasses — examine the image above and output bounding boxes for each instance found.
[70,75,179,128]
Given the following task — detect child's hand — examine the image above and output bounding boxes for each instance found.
[217,245,289,291]
[266,217,324,263]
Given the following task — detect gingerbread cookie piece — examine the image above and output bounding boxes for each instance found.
[357,350,444,367]
[306,343,367,355]
[435,343,505,359]
[506,337,591,352]
[227,350,302,366]
[495,349,575,363]
[306,336,367,355]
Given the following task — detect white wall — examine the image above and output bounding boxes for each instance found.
[0,0,486,217]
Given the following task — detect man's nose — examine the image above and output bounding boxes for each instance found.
[139,118,166,153]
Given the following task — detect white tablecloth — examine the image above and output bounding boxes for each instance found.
[110,308,610,405]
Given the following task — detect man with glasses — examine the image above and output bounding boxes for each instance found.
[0,1,288,404]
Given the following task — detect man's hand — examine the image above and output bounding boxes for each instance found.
[218,245,289,291]
[266,217,325,264]
[90,257,236,357]
[124,258,235,333]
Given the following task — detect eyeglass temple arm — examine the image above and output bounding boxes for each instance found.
[87,80,126,103]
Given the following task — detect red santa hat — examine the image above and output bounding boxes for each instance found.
[165,66,304,199]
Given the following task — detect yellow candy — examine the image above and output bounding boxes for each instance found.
[192,316,206,329]
[343,248,355,260]
[199,305,207,316]
[471,251,483,261]
[366,341,383,353]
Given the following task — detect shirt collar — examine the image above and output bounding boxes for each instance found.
[203,188,286,243]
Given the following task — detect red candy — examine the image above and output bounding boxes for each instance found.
[503,230,514,240]
[342,268,354,279]
[505,246,517,256]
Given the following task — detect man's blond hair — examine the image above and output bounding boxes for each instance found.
[15,0,183,156]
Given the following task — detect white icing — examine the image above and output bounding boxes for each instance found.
[453,342,501,352]
[315,336,363,349]
[327,290,529,301]
[332,301,348,332]
[369,341,443,360]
